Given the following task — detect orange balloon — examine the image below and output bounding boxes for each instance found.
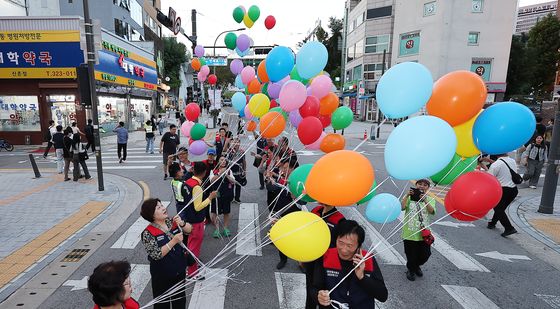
[191,58,201,71]
[247,120,257,132]
[426,71,487,127]
[257,60,270,83]
[259,111,286,138]
[306,150,374,206]
[319,93,339,116]
[320,134,345,153]
[248,78,262,95]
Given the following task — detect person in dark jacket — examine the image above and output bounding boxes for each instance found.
[84,119,95,153]
[52,125,65,174]
[62,127,75,181]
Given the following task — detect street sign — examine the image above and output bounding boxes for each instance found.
[204,57,228,66]
[173,17,181,35]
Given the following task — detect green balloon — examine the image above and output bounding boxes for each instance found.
[288,164,316,203]
[190,123,206,140]
[269,107,288,120]
[232,6,245,23]
[248,5,260,22]
[290,67,309,84]
[224,32,237,50]
[357,180,377,205]
[331,106,353,130]
[200,58,207,66]
[261,83,269,97]
[431,154,478,185]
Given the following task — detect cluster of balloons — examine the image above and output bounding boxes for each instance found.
[224,33,253,57]
[190,46,216,85]
[180,103,208,156]
[232,5,275,30]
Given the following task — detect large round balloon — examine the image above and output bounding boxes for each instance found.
[266,46,295,82]
[232,6,245,23]
[243,13,255,28]
[248,5,260,21]
[232,92,246,112]
[444,191,489,222]
[185,103,200,121]
[318,114,331,128]
[306,150,375,206]
[260,111,286,138]
[454,112,481,158]
[207,74,217,85]
[197,71,207,82]
[248,78,261,94]
[243,104,253,120]
[366,193,401,224]
[299,96,320,118]
[200,65,210,76]
[235,75,244,89]
[296,41,328,79]
[257,60,270,83]
[189,140,207,156]
[237,34,251,52]
[279,80,307,112]
[356,180,377,205]
[269,107,288,121]
[320,133,345,153]
[430,154,478,185]
[331,106,353,130]
[297,117,323,145]
[246,120,257,132]
[181,120,194,137]
[264,15,276,30]
[306,131,326,150]
[230,59,243,75]
[190,123,206,140]
[426,71,487,126]
[241,66,256,85]
[447,171,502,215]
[268,82,283,100]
[288,164,316,202]
[310,75,333,99]
[385,116,457,180]
[194,45,204,58]
[319,93,339,115]
[473,102,536,155]
[270,211,330,262]
[191,58,201,71]
[248,93,270,118]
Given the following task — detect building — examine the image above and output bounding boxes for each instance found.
[516,1,558,34]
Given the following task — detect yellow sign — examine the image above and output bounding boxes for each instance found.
[0,31,80,43]
[0,67,76,79]
[95,71,157,90]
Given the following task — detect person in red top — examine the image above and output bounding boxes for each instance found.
[88,260,139,309]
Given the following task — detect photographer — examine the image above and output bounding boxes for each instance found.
[401,179,435,281]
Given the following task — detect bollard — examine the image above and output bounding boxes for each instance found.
[29,154,41,178]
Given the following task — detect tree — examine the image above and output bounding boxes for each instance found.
[163,37,189,90]
[213,64,235,89]
[505,33,531,98]
[325,17,343,86]
[526,14,560,98]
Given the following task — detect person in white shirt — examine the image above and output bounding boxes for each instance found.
[485,154,518,237]
[43,120,57,158]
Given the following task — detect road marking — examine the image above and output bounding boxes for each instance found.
[275,272,306,309]
[433,221,476,228]
[111,201,170,249]
[17,160,27,164]
[138,180,150,200]
[90,166,157,170]
[338,207,406,265]
[475,251,531,262]
[535,294,560,308]
[442,285,500,309]
[236,203,262,256]
[62,276,88,291]
[188,268,228,309]
[102,155,161,159]
[102,160,162,164]
[129,264,150,300]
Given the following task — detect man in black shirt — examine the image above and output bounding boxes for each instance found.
[52,125,65,174]
[160,124,180,180]
[84,119,95,153]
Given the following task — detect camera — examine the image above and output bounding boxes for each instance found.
[410,188,422,202]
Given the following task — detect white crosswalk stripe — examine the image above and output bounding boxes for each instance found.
[188,268,229,309]
[275,272,306,309]
[129,264,151,300]
[236,203,262,256]
[442,285,500,309]
[111,201,171,249]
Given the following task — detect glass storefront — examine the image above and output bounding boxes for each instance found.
[48,94,77,128]
[0,95,40,131]
[130,98,151,130]
[98,96,126,132]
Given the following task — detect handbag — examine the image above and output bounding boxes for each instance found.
[416,201,435,246]
[253,156,262,168]
[499,159,523,184]
[78,143,89,161]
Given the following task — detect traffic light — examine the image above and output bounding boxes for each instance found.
[156,9,173,28]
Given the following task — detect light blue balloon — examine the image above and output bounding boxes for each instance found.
[235,47,249,57]
[239,108,245,118]
[266,46,295,82]
[385,116,456,180]
[365,193,401,224]
[296,41,328,79]
[235,75,245,89]
[473,102,536,155]
[232,92,246,112]
[377,62,433,119]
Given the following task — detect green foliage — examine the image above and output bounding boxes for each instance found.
[214,64,235,88]
[505,33,531,98]
[163,37,190,90]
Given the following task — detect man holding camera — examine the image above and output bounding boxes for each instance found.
[401,179,436,281]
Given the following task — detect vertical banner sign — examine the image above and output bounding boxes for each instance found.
[470,58,492,81]
[399,31,420,57]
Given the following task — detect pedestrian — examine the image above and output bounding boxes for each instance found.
[401,179,435,281]
[215,128,228,159]
[167,147,193,181]
[487,154,519,237]
[169,163,191,248]
[310,220,388,309]
[226,137,246,203]
[206,99,210,114]
[43,120,56,159]
[113,122,129,164]
[87,260,139,309]
[522,135,547,189]
[150,115,157,132]
[209,156,236,238]
[157,115,165,135]
[52,125,64,174]
[160,124,180,180]
[140,198,193,309]
[179,113,186,125]
[145,120,155,154]
[75,133,92,181]
[544,119,554,153]
[217,110,223,126]
[71,121,86,137]
[237,117,244,135]
[62,127,74,181]
[263,146,280,209]
[84,119,95,153]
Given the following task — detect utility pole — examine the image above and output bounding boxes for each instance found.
[83,0,104,191]
[538,98,560,214]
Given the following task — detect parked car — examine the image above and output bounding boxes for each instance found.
[223,99,232,107]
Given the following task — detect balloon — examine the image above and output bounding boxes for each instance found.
[185,103,200,121]
[306,150,375,206]
[447,171,502,215]
[319,93,338,115]
[232,6,245,23]
[376,62,433,119]
[257,60,270,83]
[197,71,207,82]
[454,112,481,157]
[269,107,288,121]
[241,66,256,85]
[230,59,243,75]
[320,133,345,153]
[266,46,295,82]
[235,75,245,89]
[365,193,401,224]
[190,123,206,140]
[279,80,307,112]
[264,15,276,30]
[306,131,326,150]
[181,121,194,137]
[239,108,246,118]
[207,74,217,85]
[261,83,269,97]
[236,34,251,52]
[199,58,207,66]
[189,140,207,156]
[232,92,247,112]
[318,114,331,128]
[194,45,204,58]
[235,47,250,57]
[243,104,253,120]
[270,99,278,108]
[247,120,257,132]
[270,211,330,262]
[200,65,210,76]
[248,5,260,22]
[385,116,457,180]
[426,71,487,126]
[296,41,328,80]
[357,180,377,205]
[191,58,201,71]
[260,111,286,138]
[430,154,478,185]
[299,96,320,118]
[290,67,310,84]
[298,117,323,145]
[310,75,333,99]
[243,14,254,28]
[225,32,237,50]
[289,110,303,127]
[444,191,488,222]
[288,164,316,202]
[331,106,353,130]
[248,78,261,94]
[473,102,536,155]
[248,93,270,118]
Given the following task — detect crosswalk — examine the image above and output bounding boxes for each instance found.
[111,201,171,249]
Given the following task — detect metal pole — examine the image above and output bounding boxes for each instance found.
[83,0,104,191]
[538,99,560,213]
[191,9,197,52]
[375,49,387,139]
[29,154,41,178]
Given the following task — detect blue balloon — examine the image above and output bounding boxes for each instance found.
[473,102,536,155]
[235,75,245,89]
[296,41,328,79]
[232,92,246,112]
[239,108,245,118]
[265,46,295,82]
[377,62,433,119]
[365,193,401,224]
[235,47,249,57]
[385,116,456,180]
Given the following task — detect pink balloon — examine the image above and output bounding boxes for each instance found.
[197,71,207,82]
[241,66,256,85]
[244,104,253,120]
[310,75,333,99]
[181,121,195,137]
[200,65,210,76]
[279,80,307,112]
[306,131,326,150]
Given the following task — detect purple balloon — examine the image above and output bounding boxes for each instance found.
[268,82,282,99]
[194,45,205,58]
[236,34,251,52]
[230,59,244,75]
[189,140,208,156]
[306,86,313,96]
[289,110,303,127]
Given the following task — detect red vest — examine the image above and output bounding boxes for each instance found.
[93,297,139,309]
[311,206,345,228]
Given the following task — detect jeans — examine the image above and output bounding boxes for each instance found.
[117,143,127,160]
[146,137,155,153]
[63,157,72,179]
[55,149,64,173]
[524,159,544,186]
[490,186,518,230]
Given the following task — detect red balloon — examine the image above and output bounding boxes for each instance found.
[185,103,201,121]
[208,74,218,85]
[264,15,276,30]
[447,171,502,216]
[298,117,323,145]
[299,96,320,118]
[270,99,278,108]
[444,191,488,222]
[188,137,195,145]
[318,114,331,128]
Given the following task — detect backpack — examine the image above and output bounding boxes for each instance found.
[499,159,523,185]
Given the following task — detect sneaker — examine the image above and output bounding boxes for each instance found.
[529,185,537,189]
[119,158,123,164]
[406,270,416,281]
[212,230,221,238]
[487,222,496,229]
[234,199,241,203]
[163,174,168,180]
[85,176,92,180]
[222,228,231,237]
[64,178,71,181]
[276,259,287,270]
[259,186,264,190]
[501,229,518,237]
[415,268,423,277]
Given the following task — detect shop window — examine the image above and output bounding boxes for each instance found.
[365,35,390,54]
[115,19,129,40]
[48,95,77,129]
[347,45,355,63]
[114,0,131,11]
[0,96,41,132]
[355,39,364,59]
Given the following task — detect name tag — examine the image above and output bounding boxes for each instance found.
[326,269,339,277]
[156,235,165,241]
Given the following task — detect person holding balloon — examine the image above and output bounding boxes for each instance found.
[225,137,247,203]
[160,124,180,180]
[486,154,519,237]
[209,156,236,238]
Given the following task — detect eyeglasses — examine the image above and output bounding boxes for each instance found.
[123,277,131,287]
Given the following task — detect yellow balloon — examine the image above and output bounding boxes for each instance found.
[243,14,254,28]
[248,93,270,118]
[269,211,330,262]
[453,111,482,158]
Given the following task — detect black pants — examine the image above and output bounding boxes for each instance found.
[304,262,317,309]
[85,136,95,152]
[490,186,518,230]
[404,240,431,272]
[117,143,127,160]
[234,183,241,201]
[43,141,53,157]
[152,273,186,309]
[258,172,264,187]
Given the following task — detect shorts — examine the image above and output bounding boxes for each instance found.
[211,197,231,215]
[163,152,174,165]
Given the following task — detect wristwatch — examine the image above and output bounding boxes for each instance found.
[179,222,186,228]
